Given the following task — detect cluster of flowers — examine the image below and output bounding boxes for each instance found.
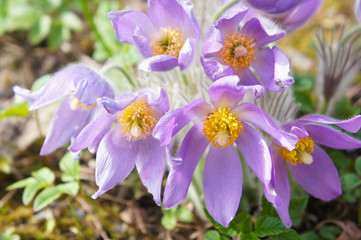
[14,0,361,228]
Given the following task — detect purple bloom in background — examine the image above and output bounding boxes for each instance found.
[13,64,114,156]
[153,76,297,227]
[355,0,361,22]
[108,0,200,72]
[244,0,304,14]
[264,115,361,227]
[69,89,169,205]
[202,8,293,98]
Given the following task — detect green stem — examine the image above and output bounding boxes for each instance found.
[100,63,136,89]
[340,25,361,46]
[79,0,113,56]
[212,0,240,23]
[67,198,84,240]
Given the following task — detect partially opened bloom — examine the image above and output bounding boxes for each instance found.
[69,89,169,205]
[244,0,303,14]
[108,0,200,72]
[13,64,114,155]
[355,0,361,22]
[201,7,293,98]
[153,76,297,226]
[264,115,361,227]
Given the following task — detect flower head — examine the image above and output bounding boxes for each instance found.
[356,0,361,22]
[108,0,200,72]
[69,89,169,205]
[153,76,297,227]
[13,64,114,155]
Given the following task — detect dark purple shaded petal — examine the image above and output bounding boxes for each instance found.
[283,122,309,139]
[289,145,342,201]
[215,7,248,36]
[153,99,212,146]
[209,75,245,109]
[200,57,234,81]
[133,26,152,58]
[245,0,302,14]
[240,18,285,48]
[236,68,266,98]
[236,123,272,190]
[252,47,293,92]
[135,137,166,206]
[13,85,39,103]
[203,146,242,227]
[69,107,116,154]
[233,103,298,150]
[163,122,209,208]
[98,95,137,115]
[179,38,197,71]
[144,88,169,113]
[299,115,361,133]
[40,97,91,155]
[138,55,179,72]
[107,10,155,45]
[305,124,361,150]
[202,26,224,58]
[92,126,136,199]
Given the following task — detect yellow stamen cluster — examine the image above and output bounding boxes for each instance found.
[150,28,184,58]
[279,136,315,165]
[218,33,256,71]
[70,96,97,111]
[117,100,157,140]
[203,107,243,149]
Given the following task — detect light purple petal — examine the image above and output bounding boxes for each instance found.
[355,0,361,23]
[107,10,155,45]
[240,18,285,47]
[203,146,242,227]
[236,68,266,98]
[215,7,248,36]
[299,115,361,133]
[144,88,170,113]
[236,123,272,190]
[233,103,298,150]
[178,38,196,71]
[251,47,293,92]
[133,26,152,58]
[304,124,361,150]
[138,55,179,72]
[153,99,212,146]
[40,97,91,155]
[245,0,302,14]
[92,126,136,199]
[179,0,200,39]
[201,57,234,81]
[289,145,342,201]
[163,122,209,208]
[98,95,137,115]
[134,137,165,206]
[202,26,224,58]
[13,85,39,103]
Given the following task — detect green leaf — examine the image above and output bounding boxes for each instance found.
[292,74,315,91]
[177,206,194,223]
[204,230,221,240]
[23,182,43,205]
[0,103,29,119]
[271,229,301,240]
[205,209,248,236]
[0,155,12,174]
[59,152,80,182]
[301,231,320,240]
[7,5,40,31]
[341,173,361,191]
[33,187,63,211]
[31,74,51,91]
[334,97,361,119]
[355,156,361,176]
[294,92,314,112]
[239,232,260,240]
[329,150,351,170]
[47,23,70,50]
[7,177,37,190]
[254,216,289,237]
[241,217,252,234]
[60,12,82,31]
[260,196,278,217]
[161,210,177,230]
[56,182,79,196]
[318,225,341,240]
[29,14,52,45]
[289,196,308,225]
[32,167,55,184]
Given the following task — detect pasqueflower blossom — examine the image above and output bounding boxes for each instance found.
[108,0,200,72]
[201,7,293,98]
[69,89,169,205]
[153,76,297,227]
[13,64,114,155]
[355,0,361,22]
[264,115,361,227]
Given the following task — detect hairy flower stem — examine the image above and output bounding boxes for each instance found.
[212,0,240,23]
[100,63,137,89]
[340,25,361,46]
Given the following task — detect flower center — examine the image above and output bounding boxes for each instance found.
[150,27,184,58]
[279,136,315,165]
[203,107,243,149]
[70,96,97,111]
[117,100,157,140]
[218,33,256,71]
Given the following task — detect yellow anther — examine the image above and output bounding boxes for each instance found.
[218,33,256,71]
[279,136,315,165]
[117,100,157,140]
[70,96,97,111]
[203,107,243,149]
[150,28,184,58]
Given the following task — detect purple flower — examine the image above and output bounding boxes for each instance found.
[264,115,361,227]
[13,64,114,156]
[108,0,200,72]
[153,76,297,227]
[69,89,169,205]
[355,0,361,22]
[201,8,293,98]
[243,0,303,14]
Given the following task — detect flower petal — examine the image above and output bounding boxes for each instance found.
[133,26,152,58]
[163,121,209,209]
[178,38,197,71]
[289,145,342,201]
[304,124,361,150]
[202,25,224,58]
[98,95,138,115]
[13,85,39,103]
[153,99,212,146]
[144,88,170,113]
[201,57,234,81]
[236,68,266,98]
[245,0,301,14]
[299,115,361,133]
[203,145,242,227]
[138,55,179,72]
[215,7,248,36]
[92,126,136,199]
[233,103,298,150]
[135,137,165,206]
